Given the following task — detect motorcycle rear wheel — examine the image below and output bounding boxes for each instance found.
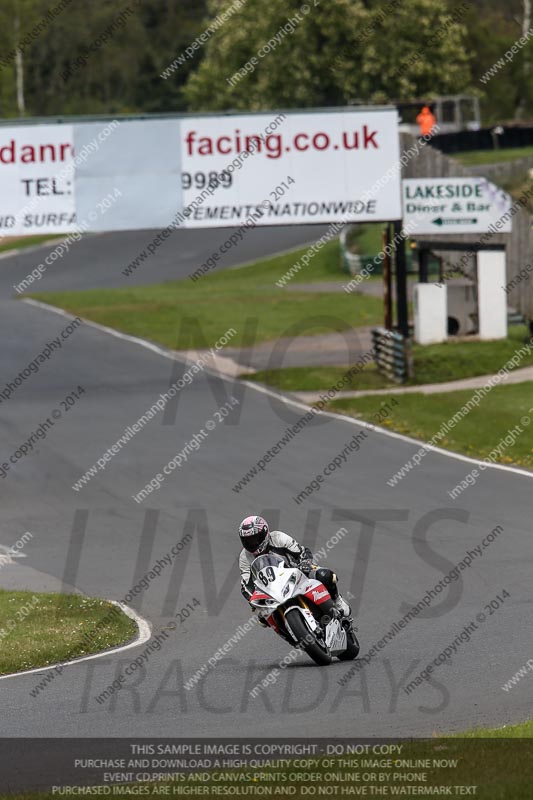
[284,608,332,666]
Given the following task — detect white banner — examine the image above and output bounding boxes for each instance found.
[0,109,402,235]
[74,120,182,232]
[179,110,402,227]
[0,124,76,236]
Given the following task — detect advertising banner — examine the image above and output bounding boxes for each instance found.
[74,120,182,232]
[0,109,402,235]
[0,124,76,237]
[179,109,402,227]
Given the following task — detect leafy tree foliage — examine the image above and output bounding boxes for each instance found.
[184,0,472,110]
[0,0,208,117]
[0,0,532,124]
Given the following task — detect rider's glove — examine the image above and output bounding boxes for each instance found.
[299,558,313,574]
[241,580,253,603]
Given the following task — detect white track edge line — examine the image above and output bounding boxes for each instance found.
[227,236,335,272]
[0,601,151,681]
[0,234,105,263]
[23,298,185,360]
[0,239,66,262]
[22,297,533,482]
[238,379,533,480]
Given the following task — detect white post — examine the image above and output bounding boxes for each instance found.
[477,250,507,340]
[413,284,447,344]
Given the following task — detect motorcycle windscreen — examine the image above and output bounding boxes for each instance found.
[250,553,285,581]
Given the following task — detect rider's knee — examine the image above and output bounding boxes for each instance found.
[315,568,337,593]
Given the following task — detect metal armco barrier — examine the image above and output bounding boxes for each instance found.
[339,226,362,275]
[372,327,413,384]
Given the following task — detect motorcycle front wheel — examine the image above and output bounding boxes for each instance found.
[338,624,360,661]
[284,608,332,666]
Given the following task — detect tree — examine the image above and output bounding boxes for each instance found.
[184,0,365,110]
[0,0,209,118]
[184,0,473,111]
[518,0,532,117]
[462,0,533,121]
[3,0,533,123]
[0,0,41,117]
[345,0,472,103]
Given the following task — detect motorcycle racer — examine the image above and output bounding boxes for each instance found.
[238,515,351,618]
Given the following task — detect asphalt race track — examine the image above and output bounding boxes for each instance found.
[0,224,330,293]
[0,227,532,755]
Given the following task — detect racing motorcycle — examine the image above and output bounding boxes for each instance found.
[249,553,359,666]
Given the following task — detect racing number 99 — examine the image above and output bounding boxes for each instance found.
[182,171,233,190]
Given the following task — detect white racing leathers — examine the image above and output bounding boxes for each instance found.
[239,530,312,601]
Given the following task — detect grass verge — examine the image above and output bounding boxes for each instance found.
[329,381,533,467]
[347,221,385,258]
[0,589,137,675]
[4,727,533,799]
[0,234,61,254]
[506,175,533,213]
[454,145,533,166]
[245,363,393,391]
[245,326,533,391]
[458,720,533,737]
[29,240,383,350]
